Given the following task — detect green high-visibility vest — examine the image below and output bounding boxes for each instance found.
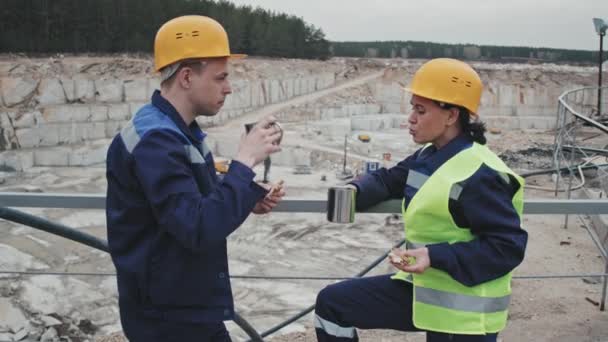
[393,142,524,335]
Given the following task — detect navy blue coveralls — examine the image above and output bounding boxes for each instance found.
[106,91,268,341]
[314,135,528,342]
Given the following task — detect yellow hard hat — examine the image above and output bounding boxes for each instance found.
[154,15,246,72]
[405,58,482,115]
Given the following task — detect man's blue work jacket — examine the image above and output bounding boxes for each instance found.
[106,90,267,324]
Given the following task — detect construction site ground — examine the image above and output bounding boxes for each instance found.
[0,56,607,342]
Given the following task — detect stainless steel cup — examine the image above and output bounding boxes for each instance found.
[327,186,356,223]
[245,121,283,145]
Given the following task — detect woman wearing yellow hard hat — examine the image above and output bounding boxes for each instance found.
[315,58,527,342]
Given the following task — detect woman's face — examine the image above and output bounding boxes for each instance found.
[408,95,459,148]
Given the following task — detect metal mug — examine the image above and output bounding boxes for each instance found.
[327,186,356,223]
[244,121,283,145]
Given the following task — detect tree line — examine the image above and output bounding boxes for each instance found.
[331,41,600,64]
[1,1,602,64]
[0,0,331,59]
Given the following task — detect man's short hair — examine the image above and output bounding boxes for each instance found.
[160,59,208,86]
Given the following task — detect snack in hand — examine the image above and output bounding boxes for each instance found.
[265,180,284,199]
[388,248,409,267]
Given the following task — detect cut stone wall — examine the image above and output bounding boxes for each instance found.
[0,72,336,170]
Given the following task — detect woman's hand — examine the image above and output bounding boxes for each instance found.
[388,247,431,274]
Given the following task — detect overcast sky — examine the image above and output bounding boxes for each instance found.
[229,0,608,51]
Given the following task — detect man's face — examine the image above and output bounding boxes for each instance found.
[187,57,232,117]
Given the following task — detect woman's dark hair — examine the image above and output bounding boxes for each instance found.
[435,101,487,145]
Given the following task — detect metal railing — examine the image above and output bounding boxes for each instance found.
[553,86,608,217]
[1,193,608,341]
[552,85,608,318]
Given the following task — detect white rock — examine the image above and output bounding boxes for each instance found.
[90,105,109,122]
[42,105,91,123]
[37,79,67,106]
[40,315,62,327]
[12,111,38,129]
[38,125,60,147]
[0,298,27,335]
[40,327,58,342]
[147,78,160,97]
[74,79,95,102]
[95,79,123,103]
[128,102,146,116]
[15,127,40,148]
[124,79,149,102]
[68,143,108,166]
[33,147,70,166]
[107,104,130,121]
[105,120,126,138]
[12,327,28,341]
[88,306,116,326]
[0,113,16,150]
[20,275,105,316]
[1,78,39,107]
[0,151,34,172]
[60,78,76,102]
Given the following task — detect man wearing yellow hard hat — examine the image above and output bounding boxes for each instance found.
[105,15,284,341]
[315,59,528,342]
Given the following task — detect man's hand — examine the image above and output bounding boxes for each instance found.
[388,247,431,274]
[253,180,285,214]
[234,115,283,168]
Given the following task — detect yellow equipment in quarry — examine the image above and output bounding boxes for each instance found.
[358,134,371,143]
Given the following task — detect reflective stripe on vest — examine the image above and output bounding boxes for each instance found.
[120,121,208,164]
[416,287,511,313]
[407,170,463,201]
[184,145,205,164]
[404,239,510,312]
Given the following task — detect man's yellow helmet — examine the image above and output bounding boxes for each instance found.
[154,15,245,72]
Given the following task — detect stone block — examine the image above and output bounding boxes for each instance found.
[0,151,34,171]
[34,147,70,166]
[0,113,16,150]
[124,78,149,102]
[1,77,39,107]
[308,119,351,137]
[15,128,40,148]
[108,103,130,121]
[36,78,66,106]
[38,125,60,147]
[74,78,95,102]
[128,102,146,116]
[12,111,38,128]
[272,147,311,166]
[95,79,123,102]
[147,78,160,96]
[90,105,109,122]
[351,115,395,131]
[518,116,556,130]
[105,120,127,138]
[42,105,91,123]
[60,78,76,102]
[77,122,107,141]
[69,143,108,166]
